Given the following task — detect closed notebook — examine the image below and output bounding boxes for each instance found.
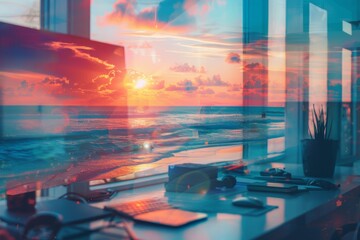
[247,182,300,193]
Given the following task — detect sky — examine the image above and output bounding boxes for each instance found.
[0,0,39,29]
[0,22,126,106]
[90,0,250,106]
[0,0,352,106]
[90,0,354,106]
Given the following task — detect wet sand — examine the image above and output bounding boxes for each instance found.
[93,145,244,180]
[4,144,245,195]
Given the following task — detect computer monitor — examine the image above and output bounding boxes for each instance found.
[0,21,285,200]
[0,22,127,196]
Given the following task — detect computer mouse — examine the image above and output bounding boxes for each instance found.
[232,196,264,208]
[308,179,340,190]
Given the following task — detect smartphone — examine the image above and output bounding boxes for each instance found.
[247,182,299,193]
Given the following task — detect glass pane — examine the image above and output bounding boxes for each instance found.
[309,3,328,106]
[2,0,360,194]
[89,0,286,179]
[0,0,40,29]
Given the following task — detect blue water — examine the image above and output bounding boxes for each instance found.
[0,106,285,186]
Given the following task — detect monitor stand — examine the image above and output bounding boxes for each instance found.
[66,181,115,202]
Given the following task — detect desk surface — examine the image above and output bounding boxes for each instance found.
[92,164,360,240]
[1,164,359,240]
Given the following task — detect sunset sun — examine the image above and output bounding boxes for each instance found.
[134,78,147,89]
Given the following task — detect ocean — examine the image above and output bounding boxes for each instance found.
[0,106,285,193]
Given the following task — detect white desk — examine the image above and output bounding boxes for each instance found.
[1,164,359,239]
[92,164,360,240]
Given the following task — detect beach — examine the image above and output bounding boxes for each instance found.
[1,106,285,195]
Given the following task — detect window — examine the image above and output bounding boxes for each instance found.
[2,0,360,194]
[89,0,289,178]
[0,0,40,29]
[90,0,360,174]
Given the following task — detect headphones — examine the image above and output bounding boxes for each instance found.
[213,175,237,189]
[0,212,63,240]
[22,212,63,240]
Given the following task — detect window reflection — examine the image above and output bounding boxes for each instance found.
[2,0,360,189]
[268,0,285,105]
[0,0,40,29]
[342,49,352,103]
[309,3,328,106]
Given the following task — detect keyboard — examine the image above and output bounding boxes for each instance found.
[105,197,173,218]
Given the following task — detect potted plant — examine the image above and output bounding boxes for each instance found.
[301,105,338,178]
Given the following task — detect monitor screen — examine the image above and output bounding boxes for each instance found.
[0,22,128,195]
[0,21,285,196]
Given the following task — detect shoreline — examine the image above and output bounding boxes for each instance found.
[94,144,246,181]
[2,137,284,195]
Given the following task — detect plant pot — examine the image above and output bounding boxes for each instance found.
[301,139,339,178]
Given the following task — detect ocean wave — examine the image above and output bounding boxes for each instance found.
[2,113,283,139]
[1,106,285,175]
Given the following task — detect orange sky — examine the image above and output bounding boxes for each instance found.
[1,0,346,106]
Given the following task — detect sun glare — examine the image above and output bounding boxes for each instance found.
[134,78,147,89]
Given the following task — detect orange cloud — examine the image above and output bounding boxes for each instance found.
[242,62,268,106]
[195,75,229,87]
[104,0,195,32]
[243,62,268,88]
[226,52,241,64]
[45,41,115,69]
[228,84,242,92]
[1,70,128,106]
[92,69,125,93]
[198,88,215,95]
[170,63,206,73]
[148,80,165,90]
[166,79,198,92]
[184,0,227,16]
